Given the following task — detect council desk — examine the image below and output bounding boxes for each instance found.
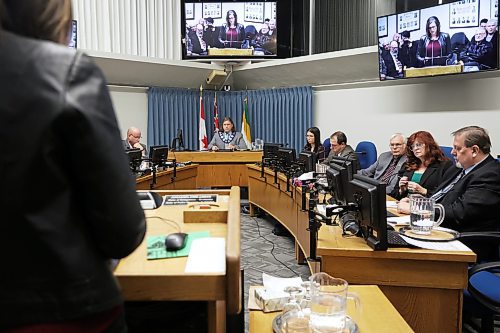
[247,164,476,333]
[114,188,242,333]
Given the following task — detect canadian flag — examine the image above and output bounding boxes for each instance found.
[199,88,208,150]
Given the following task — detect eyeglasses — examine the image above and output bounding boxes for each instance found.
[409,143,425,151]
[389,143,403,147]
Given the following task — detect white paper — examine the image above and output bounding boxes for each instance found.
[185,238,226,273]
[298,171,315,180]
[262,273,303,294]
[387,215,410,225]
[386,201,398,209]
[400,235,471,251]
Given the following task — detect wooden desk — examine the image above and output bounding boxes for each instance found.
[249,285,414,333]
[317,225,475,333]
[169,151,262,187]
[248,165,476,332]
[115,188,241,333]
[135,164,197,190]
[208,48,253,56]
[404,63,463,78]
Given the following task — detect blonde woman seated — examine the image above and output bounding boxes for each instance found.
[208,117,248,151]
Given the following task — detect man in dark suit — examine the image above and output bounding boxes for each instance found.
[324,131,360,169]
[398,126,500,233]
[123,126,148,157]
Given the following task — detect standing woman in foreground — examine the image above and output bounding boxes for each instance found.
[303,126,326,162]
[0,0,146,332]
[390,131,452,199]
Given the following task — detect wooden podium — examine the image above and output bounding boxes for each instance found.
[404,63,463,78]
[208,47,253,56]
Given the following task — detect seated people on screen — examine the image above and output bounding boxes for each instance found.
[461,27,493,70]
[0,0,146,330]
[303,126,327,162]
[208,117,248,151]
[324,131,359,167]
[218,10,245,49]
[399,30,418,68]
[417,16,451,67]
[392,33,402,48]
[483,19,498,69]
[397,126,500,258]
[123,127,148,157]
[253,25,276,55]
[380,41,404,79]
[390,131,452,199]
[203,17,223,48]
[187,24,208,56]
[359,133,408,194]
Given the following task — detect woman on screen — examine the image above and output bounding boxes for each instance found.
[417,16,452,67]
[218,10,245,48]
[0,0,146,330]
[390,131,452,199]
[302,127,326,162]
[208,117,248,150]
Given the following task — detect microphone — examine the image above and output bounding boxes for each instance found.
[340,212,360,236]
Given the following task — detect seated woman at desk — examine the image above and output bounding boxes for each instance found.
[390,131,452,199]
[302,126,326,162]
[208,117,248,151]
[417,16,451,66]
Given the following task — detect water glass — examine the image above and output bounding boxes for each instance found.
[282,309,309,333]
[409,195,445,235]
[309,273,360,333]
[255,138,264,150]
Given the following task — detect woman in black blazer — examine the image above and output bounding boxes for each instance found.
[391,131,452,199]
[302,126,326,162]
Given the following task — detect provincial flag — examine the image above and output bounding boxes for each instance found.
[214,92,219,132]
[241,95,251,148]
[199,88,208,150]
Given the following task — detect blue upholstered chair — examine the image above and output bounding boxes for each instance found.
[460,232,500,332]
[323,138,331,153]
[440,145,454,161]
[355,141,377,170]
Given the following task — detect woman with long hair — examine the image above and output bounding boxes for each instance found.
[391,131,453,199]
[208,116,248,150]
[417,16,452,66]
[303,126,326,162]
[218,9,245,48]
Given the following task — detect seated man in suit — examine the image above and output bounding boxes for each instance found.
[324,131,359,168]
[358,133,407,194]
[397,126,500,258]
[123,127,148,157]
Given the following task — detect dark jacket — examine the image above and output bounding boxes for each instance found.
[218,23,246,48]
[302,144,327,163]
[461,39,493,68]
[0,30,146,328]
[390,159,453,199]
[398,40,418,68]
[417,33,452,65]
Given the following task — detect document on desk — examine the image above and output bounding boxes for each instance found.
[400,235,471,251]
[387,215,410,225]
[185,237,226,274]
[386,201,398,209]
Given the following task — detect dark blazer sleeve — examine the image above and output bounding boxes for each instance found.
[390,168,412,200]
[57,52,146,259]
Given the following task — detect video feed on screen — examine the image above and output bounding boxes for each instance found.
[182,1,277,59]
[377,0,498,80]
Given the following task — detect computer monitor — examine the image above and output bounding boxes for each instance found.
[329,156,358,180]
[326,163,350,205]
[150,145,169,165]
[277,148,296,169]
[263,143,283,159]
[347,174,387,250]
[126,148,142,171]
[171,129,185,151]
[298,151,316,173]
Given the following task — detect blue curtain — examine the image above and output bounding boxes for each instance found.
[148,86,313,153]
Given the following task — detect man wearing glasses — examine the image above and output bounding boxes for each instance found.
[358,133,407,194]
[123,127,148,157]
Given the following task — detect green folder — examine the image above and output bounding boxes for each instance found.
[147,231,210,260]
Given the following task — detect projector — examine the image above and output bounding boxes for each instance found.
[206,70,227,86]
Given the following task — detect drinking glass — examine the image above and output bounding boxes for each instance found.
[309,273,360,333]
[282,309,309,333]
[409,195,445,235]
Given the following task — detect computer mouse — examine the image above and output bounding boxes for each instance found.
[165,232,188,251]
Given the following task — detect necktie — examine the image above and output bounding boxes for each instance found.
[380,158,397,184]
[431,170,465,202]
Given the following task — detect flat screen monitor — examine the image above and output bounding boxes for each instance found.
[377,0,499,80]
[126,148,142,171]
[328,156,358,180]
[171,129,185,151]
[326,163,349,205]
[298,151,316,173]
[68,20,77,49]
[263,143,283,159]
[277,147,296,169]
[150,145,169,165]
[181,0,286,60]
[347,174,387,250]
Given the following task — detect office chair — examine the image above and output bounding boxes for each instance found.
[460,232,500,332]
[449,32,469,65]
[439,146,454,161]
[323,138,331,153]
[354,141,377,169]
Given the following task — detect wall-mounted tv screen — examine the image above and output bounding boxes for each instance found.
[181,1,281,60]
[68,20,77,49]
[377,0,498,80]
